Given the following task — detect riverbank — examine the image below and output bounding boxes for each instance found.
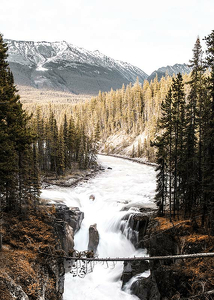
[0,155,156,299]
[41,165,102,189]
[99,153,157,167]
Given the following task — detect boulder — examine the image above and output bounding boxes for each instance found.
[121,260,150,287]
[120,213,150,248]
[88,224,99,253]
[130,275,160,300]
[55,204,84,233]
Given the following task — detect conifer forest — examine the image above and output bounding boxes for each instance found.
[0,31,214,227]
[1,29,214,300]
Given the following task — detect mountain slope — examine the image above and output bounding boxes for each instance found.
[6,39,148,95]
[147,63,191,82]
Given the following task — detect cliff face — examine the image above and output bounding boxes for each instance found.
[0,203,84,300]
[121,215,214,300]
[54,204,84,254]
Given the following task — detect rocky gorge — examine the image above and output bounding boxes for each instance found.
[2,155,214,300]
[0,200,85,299]
[121,213,214,300]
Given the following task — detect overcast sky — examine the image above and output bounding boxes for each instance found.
[1,0,213,75]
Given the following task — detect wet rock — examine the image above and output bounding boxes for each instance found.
[120,213,150,248]
[57,223,74,254]
[88,224,99,253]
[51,204,84,254]
[46,258,65,298]
[121,260,150,287]
[130,275,160,300]
[55,204,84,234]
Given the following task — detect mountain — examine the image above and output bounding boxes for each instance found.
[147,63,192,82]
[6,39,148,95]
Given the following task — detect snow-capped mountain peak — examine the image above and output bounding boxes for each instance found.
[6,38,148,94]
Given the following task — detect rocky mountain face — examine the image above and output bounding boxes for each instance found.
[6,39,148,95]
[147,63,192,82]
[5,39,191,95]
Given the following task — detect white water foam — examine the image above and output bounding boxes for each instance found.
[41,155,156,300]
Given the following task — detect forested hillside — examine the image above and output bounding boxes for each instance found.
[154,32,214,226]
[23,71,194,162]
[26,31,214,229]
[0,33,97,222]
[1,30,214,226]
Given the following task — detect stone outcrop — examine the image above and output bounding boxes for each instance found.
[122,215,214,299]
[120,210,154,300]
[88,224,99,253]
[55,204,84,234]
[120,209,153,248]
[0,201,85,300]
[121,261,149,287]
[130,275,160,300]
[53,204,84,254]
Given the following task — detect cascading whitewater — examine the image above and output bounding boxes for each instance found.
[41,155,156,300]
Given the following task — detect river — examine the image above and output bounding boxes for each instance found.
[41,155,156,300]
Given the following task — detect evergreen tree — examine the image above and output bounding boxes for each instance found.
[171,73,186,217]
[0,34,38,214]
[203,30,214,228]
[67,115,76,165]
[184,37,205,216]
[154,88,173,219]
[63,114,69,170]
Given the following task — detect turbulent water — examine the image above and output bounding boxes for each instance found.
[41,155,156,300]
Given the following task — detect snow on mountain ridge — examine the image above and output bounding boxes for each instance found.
[5,38,191,96]
[147,63,192,82]
[6,39,148,81]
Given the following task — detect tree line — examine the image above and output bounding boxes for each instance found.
[154,31,214,229]
[31,106,98,176]
[0,34,98,220]
[67,67,193,162]
[0,34,39,215]
[1,28,214,234]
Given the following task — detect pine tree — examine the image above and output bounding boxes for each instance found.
[154,88,173,219]
[203,30,214,229]
[57,126,65,176]
[184,37,205,216]
[63,114,69,170]
[67,116,76,165]
[0,34,38,215]
[171,73,186,217]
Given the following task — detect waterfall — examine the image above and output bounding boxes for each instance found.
[41,155,156,300]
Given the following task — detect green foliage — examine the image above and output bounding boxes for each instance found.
[153,31,214,229]
[31,106,97,175]
[0,34,39,213]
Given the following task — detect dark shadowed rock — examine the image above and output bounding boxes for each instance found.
[88,224,99,253]
[120,212,151,248]
[49,204,84,254]
[130,275,160,300]
[121,260,150,287]
[55,204,84,233]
